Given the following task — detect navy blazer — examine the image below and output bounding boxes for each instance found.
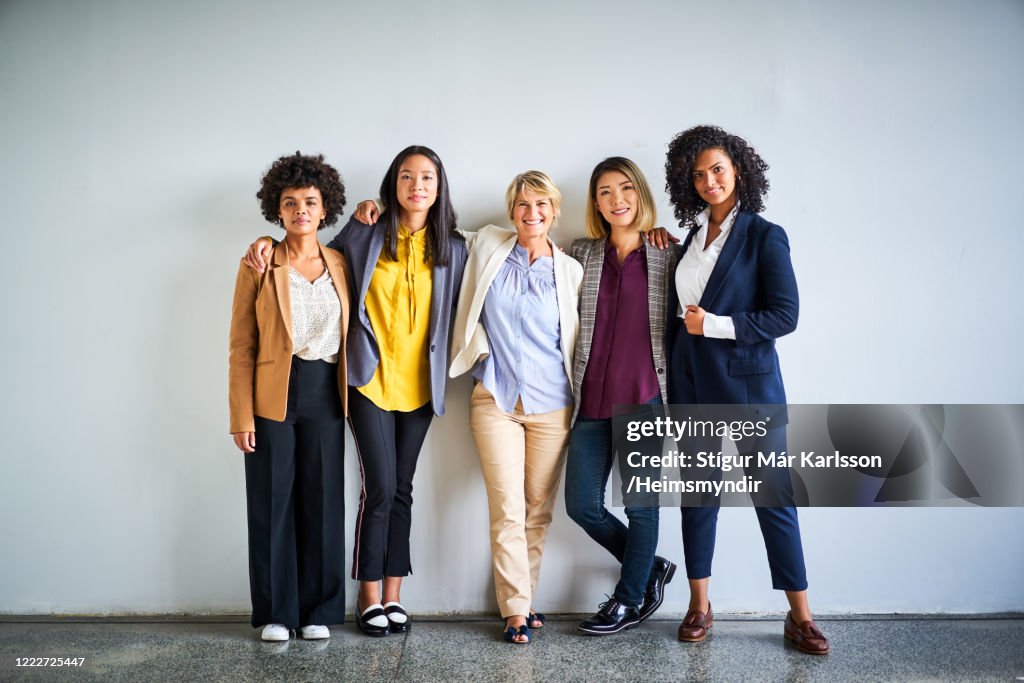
[667,211,798,419]
[327,216,467,416]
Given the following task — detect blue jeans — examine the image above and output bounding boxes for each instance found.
[564,400,661,607]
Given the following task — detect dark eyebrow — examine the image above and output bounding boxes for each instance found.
[694,158,728,173]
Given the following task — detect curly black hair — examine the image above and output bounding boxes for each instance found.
[664,125,770,227]
[256,151,346,229]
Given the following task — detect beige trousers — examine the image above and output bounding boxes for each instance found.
[470,382,572,618]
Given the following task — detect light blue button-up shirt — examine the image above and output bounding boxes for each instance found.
[472,244,573,415]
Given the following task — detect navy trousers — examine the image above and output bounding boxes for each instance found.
[678,426,808,591]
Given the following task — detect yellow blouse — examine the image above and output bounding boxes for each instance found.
[357,224,433,411]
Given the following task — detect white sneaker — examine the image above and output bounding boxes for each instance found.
[300,625,330,640]
[261,623,290,641]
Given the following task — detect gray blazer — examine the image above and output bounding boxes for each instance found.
[328,216,467,416]
[569,237,679,426]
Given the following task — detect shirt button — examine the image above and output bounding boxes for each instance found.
[430,344,436,352]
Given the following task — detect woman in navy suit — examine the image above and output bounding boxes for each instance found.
[664,125,829,655]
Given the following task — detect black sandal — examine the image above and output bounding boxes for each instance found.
[528,610,546,629]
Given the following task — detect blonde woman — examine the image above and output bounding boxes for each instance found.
[448,172,582,644]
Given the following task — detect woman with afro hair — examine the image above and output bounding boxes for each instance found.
[664,126,829,654]
[229,152,351,641]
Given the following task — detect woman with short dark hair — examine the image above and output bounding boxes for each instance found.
[229,152,351,642]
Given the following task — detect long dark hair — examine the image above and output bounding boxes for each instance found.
[378,145,461,267]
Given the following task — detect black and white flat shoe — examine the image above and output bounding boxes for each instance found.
[357,603,391,637]
[383,601,411,633]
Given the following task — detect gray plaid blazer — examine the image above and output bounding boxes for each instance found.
[569,237,680,426]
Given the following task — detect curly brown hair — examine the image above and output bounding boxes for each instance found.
[664,126,770,227]
[256,151,346,229]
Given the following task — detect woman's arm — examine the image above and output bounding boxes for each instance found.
[228,261,260,449]
[732,224,799,345]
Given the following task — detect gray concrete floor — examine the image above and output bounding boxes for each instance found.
[1,617,1022,682]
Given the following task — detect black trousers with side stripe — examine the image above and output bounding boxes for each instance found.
[347,388,433,582]
[244,357,346,629]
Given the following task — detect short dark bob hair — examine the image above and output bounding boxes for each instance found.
[664,125,770,227]
[256,151,346,229]
[378,145,462,268]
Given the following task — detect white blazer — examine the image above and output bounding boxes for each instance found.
[449,224,583,389]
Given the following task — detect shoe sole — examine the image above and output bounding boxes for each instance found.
[301,632,330,640]
[261,633,290,642]
[678,617,713,642]
[677,629,710,643]
[357,626,390,637]
[637,562,677,624]
[577,621,640,636]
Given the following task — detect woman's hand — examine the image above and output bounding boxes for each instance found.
[233,432,256,453]
[243,238,274,273]
[684,305,705,335]
[354,200,379,225]
[644,226,680,250]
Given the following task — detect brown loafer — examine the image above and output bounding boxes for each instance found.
[784,611,830,655]
[677,603,713,642]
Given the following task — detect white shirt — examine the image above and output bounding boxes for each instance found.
[675,204,739,340]
[289,267,342,363]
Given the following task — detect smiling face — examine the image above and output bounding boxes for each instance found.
[512,190,554,242]
[395,153,438,221]
[594,170,639,230]
[278,186,326,236]
[692,147,738,210]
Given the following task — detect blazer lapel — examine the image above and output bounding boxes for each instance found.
[360,225,386,314]
[578,237,606,366]
[551,239,577,388]
[644,241,668,359]
[464,230,518,344]
[270,242,293,343]
[700,212,749,310]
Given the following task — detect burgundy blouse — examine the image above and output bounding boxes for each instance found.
[579,242,660,419]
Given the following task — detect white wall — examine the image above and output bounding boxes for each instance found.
[1,0,1022,615]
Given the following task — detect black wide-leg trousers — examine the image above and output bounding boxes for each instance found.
[244,357,346,629]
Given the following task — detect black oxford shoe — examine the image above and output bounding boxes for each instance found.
[578,598,640,635]
[638,555,677,622]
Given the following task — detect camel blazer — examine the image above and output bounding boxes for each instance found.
[449,225,582,386]
[229,241,351,434]
[569,237,679,426]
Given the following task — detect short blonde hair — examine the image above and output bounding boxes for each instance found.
[585,157,656,238]
[505,170,562,223]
